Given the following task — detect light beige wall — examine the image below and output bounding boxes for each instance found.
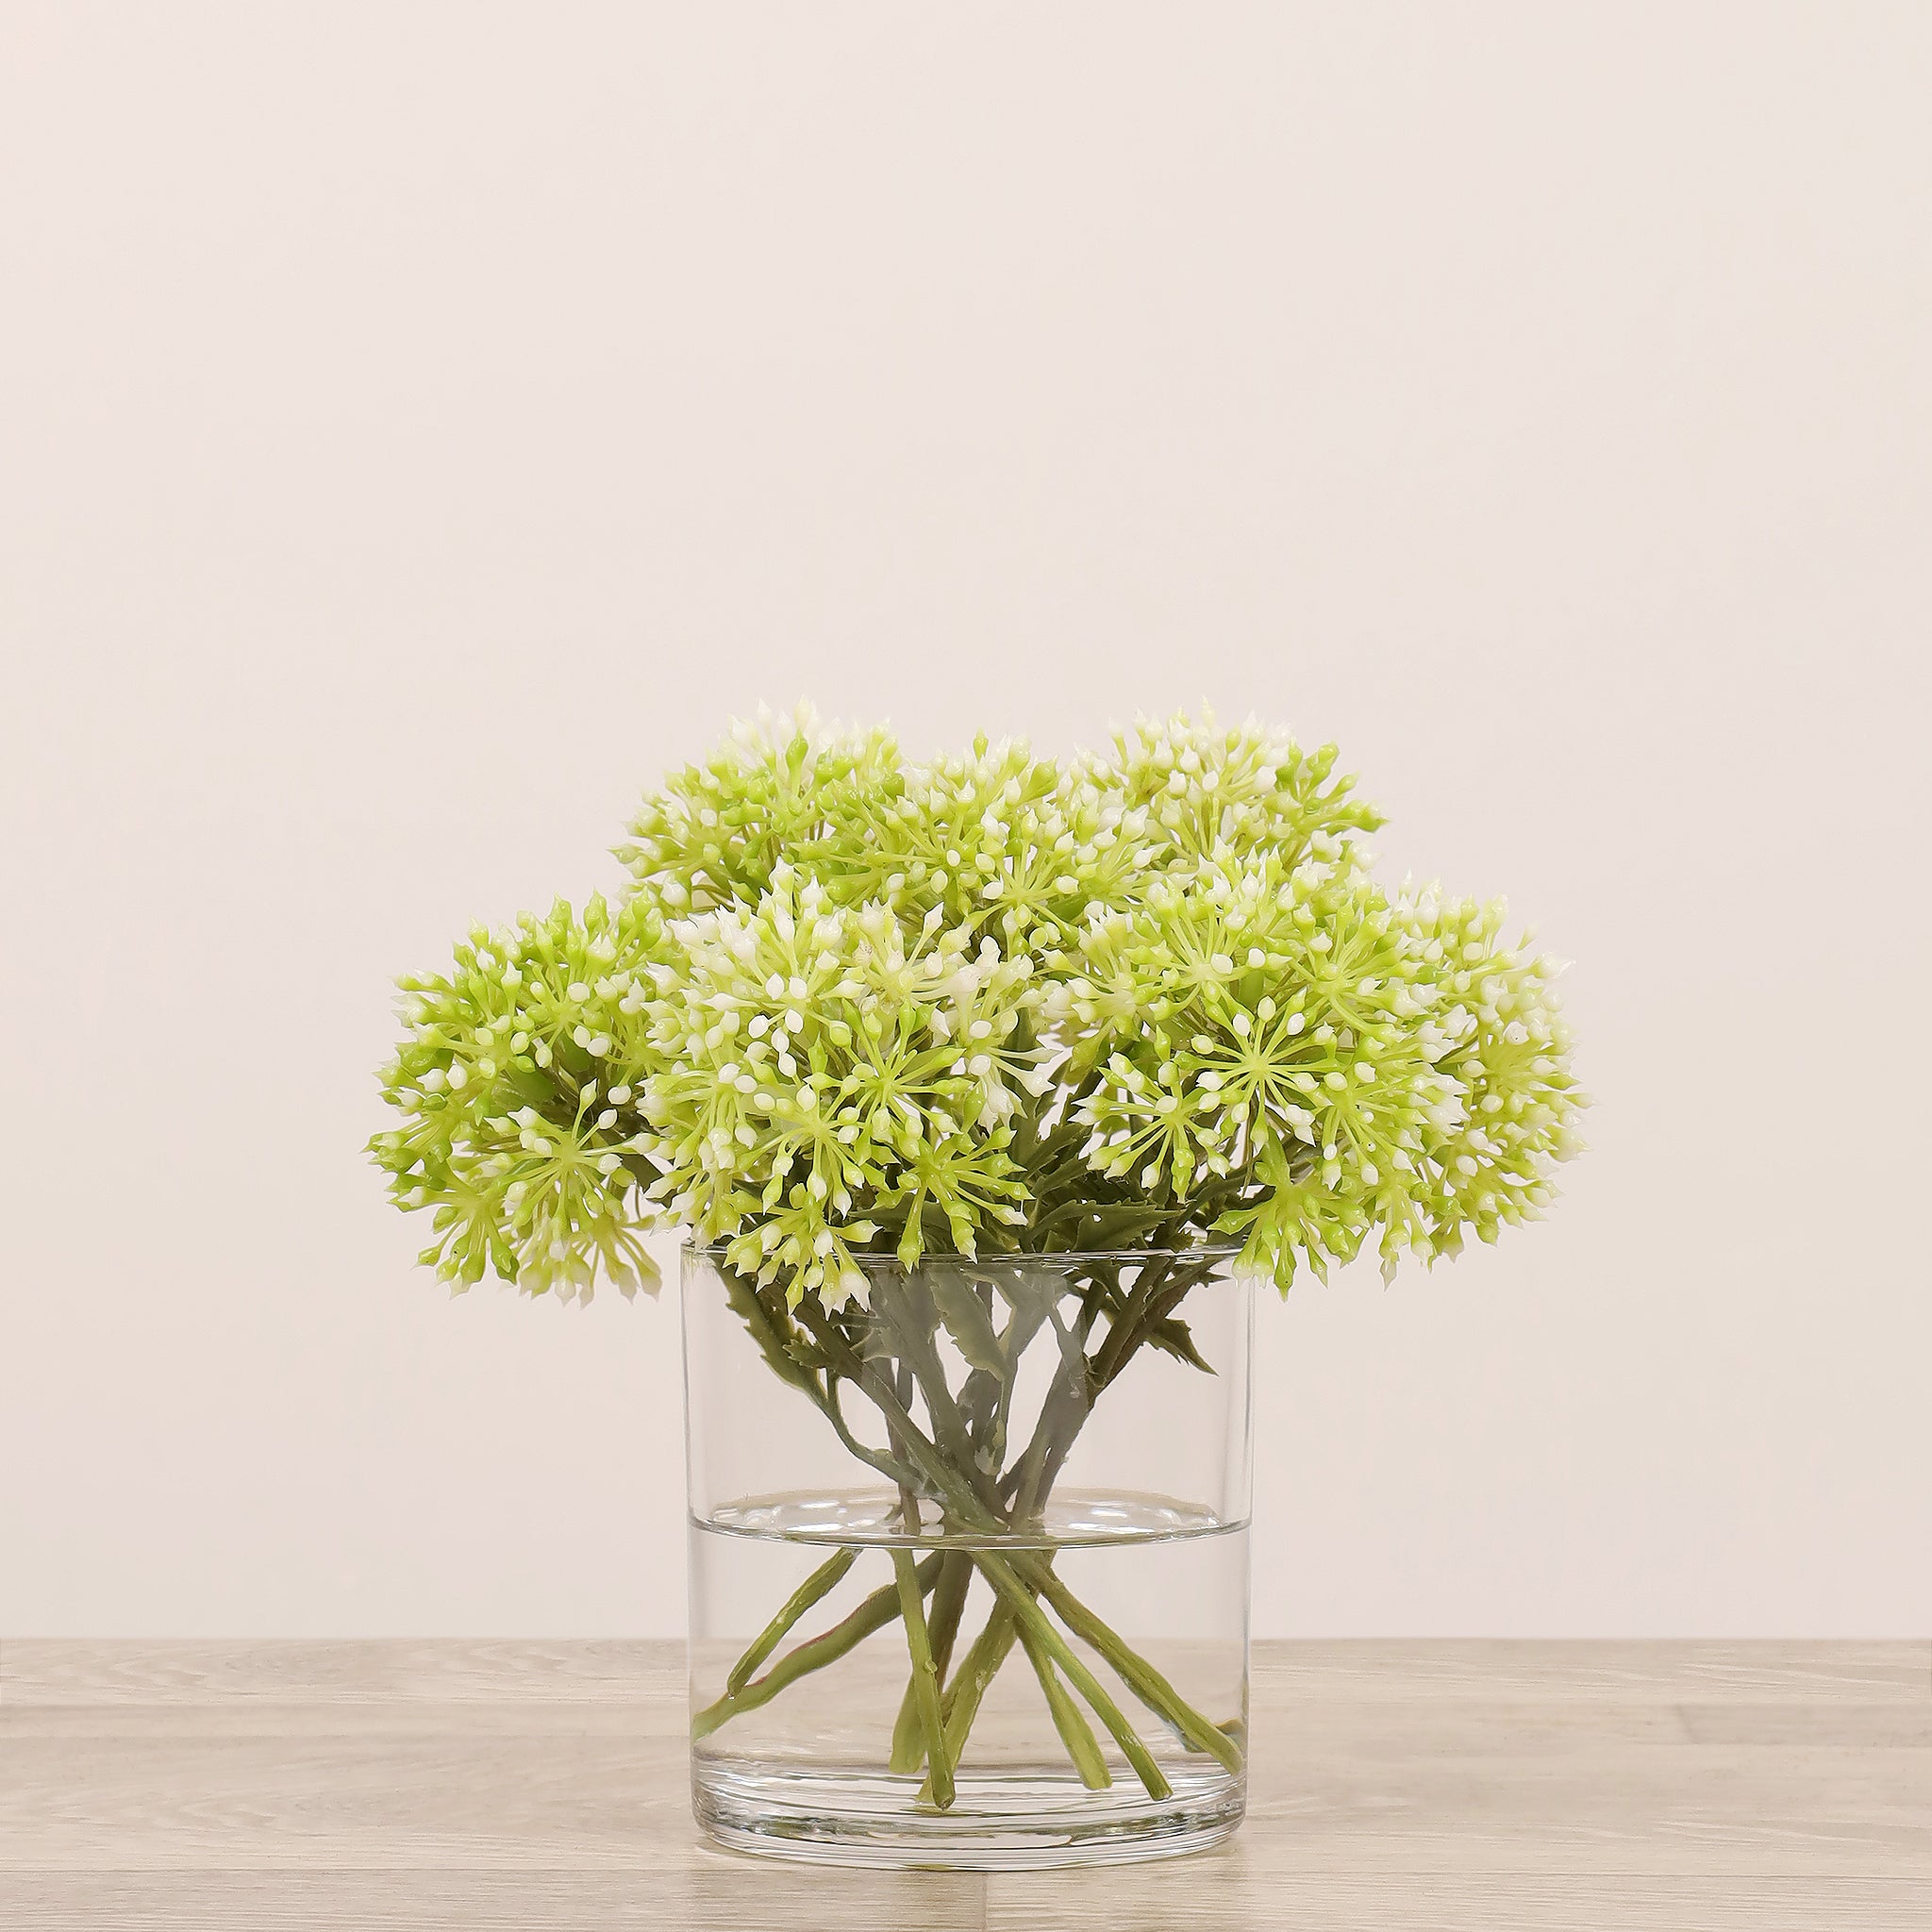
[4,4,1927,1637]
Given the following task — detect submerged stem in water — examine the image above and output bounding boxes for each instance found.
[892,1547,955,1808]
[891,1551,971,1773]
[691,1551,943,1740]
[724,1546,858,1696]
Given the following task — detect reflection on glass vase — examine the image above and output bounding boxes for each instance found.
[683,1243,1253,1869]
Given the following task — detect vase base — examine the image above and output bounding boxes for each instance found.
[692,1761,1245,1870]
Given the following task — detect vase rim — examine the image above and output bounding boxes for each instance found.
[687,1241,1241,1269]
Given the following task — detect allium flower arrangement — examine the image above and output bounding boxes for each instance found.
[371,705,1586,1855]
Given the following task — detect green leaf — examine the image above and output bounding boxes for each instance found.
[928,1272,1006,1375]
[722,1268,820,1393]
[1146,1315,1214,1374]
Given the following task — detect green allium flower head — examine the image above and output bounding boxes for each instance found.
[370,893,666,1300]
[371,706,1588,1304]
[638,867,1042,1305]
[1092,711,1385,871]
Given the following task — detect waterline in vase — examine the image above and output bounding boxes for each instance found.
[704,1485,1238,1548]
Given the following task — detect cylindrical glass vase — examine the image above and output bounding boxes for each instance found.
[683,1244,1253,1869]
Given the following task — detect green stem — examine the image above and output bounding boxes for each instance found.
[921,1600,1018,1802]
[1024,1564,1244,1774]
[1014,1615,1111,1790]
[891,1550,971,1773]
[892,1548,955,1808]
[872,1286,1007,1519]
[1004,1290,1094,1524]
[972,1553,1172,1801]
[691,1551,942,1739]
[798,1294,1241,1774]
[1021,1257,1224,1515]
[792,1304,1006,1532]
[724,1546,858,1695]
[719,1259,1243,1791]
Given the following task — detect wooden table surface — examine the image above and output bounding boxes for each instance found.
[3,1640,1928,1929]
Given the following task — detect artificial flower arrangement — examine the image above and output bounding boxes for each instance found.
[371,706,1584,1838]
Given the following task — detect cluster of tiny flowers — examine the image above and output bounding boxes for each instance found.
[1052,853,1460,1282]
[373,707,1586,1304]
[638,870,1044,1307]
[1394,893,1586,1257]
[614,703,903,915]
[621,707,1160,955]
[368,895,665,1301]
[1090,712,1384,871]
[830,738,1158,955]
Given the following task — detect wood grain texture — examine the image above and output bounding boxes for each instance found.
[2,1872,1929,1932]
[3,1641,1927,1928]
[0,1867,988,1932]
[982,1873,1932,1931]
[0,1640,684,1707]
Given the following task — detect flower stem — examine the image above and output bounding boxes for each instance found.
[1021,1561,1243,1774]
[921,1599,1017,1803]
[1014,1614,1112,1790]
[972,1553,1173,1801]
[892,1548,955,1808]
[891,1550,971,1773]
[714,1257,1243,1798]
[691,1551,942,1740]
[724,1546,858,1695]
[795,1288,1241,1779]
[943,1605,1008,1723]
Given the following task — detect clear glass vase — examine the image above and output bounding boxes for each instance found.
[682,1244,1253,1869]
